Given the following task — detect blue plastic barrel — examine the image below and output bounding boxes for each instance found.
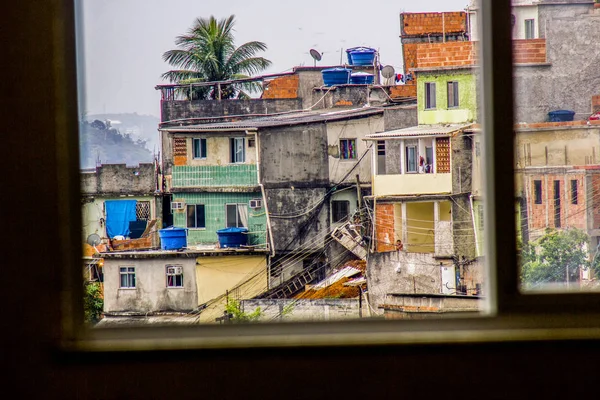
[217,227,249,248]
[322,68,351,86]
[347,47,376,66]
[350,72,374,85]
[159,226,187,250]
[548,110,575,122]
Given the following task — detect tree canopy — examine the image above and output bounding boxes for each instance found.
[520,228,600,288]
[162,15,271,100]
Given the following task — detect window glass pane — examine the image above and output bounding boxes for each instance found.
[196,205,205,228]
[226,204,237,227]
[514,3,600,292]
[187,205,196,227]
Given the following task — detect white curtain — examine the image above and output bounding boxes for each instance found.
[237,204,248,228]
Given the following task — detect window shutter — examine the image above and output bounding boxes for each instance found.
[201,138,207,158]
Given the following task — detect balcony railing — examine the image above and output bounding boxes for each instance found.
[373,173,452,197]
[172,164,258,188]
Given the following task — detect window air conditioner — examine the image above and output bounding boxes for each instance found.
[249,199,263,209]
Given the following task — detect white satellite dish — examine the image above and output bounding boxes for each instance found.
[309,49,322,66]
[86,233,101,247]
[381,65,396,86]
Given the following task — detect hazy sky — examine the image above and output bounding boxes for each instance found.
[81,0,468,118]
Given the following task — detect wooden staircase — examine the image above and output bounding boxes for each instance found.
[255,266,318,299]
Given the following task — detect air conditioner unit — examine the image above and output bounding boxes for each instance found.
[167,266,183,275]
[171,202,184,210]
[249,199,263,209]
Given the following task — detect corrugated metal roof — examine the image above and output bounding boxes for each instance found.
[365,123,473,139]
[160,107,385,132]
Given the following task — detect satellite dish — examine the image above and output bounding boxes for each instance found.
[309,49,322,66]
[87,233,101,247]
[381,65,395,79]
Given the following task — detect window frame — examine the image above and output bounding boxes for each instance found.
[225,203,247,228]
[447,81,459,108]
[534,180,542,204]
[524,18,535,39]
[571,179,578,205]
[192,138,207,159]
[230,137,246,163]
[166,265,184,288]
[331,200,350,223]
[424,82,436,110]
[119,266,136,289]
[48,0,600,352]
[405,145,417,173]
[339,138,357,160]
[186,204,206,229]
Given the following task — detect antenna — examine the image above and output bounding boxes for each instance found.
[86,233,101,247]
[381,65,396,86]
[309,49,322,67]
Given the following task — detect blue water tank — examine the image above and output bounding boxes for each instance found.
[322,68,351,86]
[548,110,575,122]
[217,227,249,248]
[350,72,374,85]
[347,47,376,66]
[159,226,187,250]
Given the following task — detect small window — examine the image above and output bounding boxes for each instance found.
[425,82,436,109]
[525,19,535,39]
[193,138,207,159]
[447,81,459,108]
[406,146,417,172]
[226,204,247,228]
[135,201,151,220]
[425,147,433,173]
[534,180,542,204]
[166,265,184,288]
[331,200,350,223]
[571,180,578,205]
[340,139,357,160]
[119,267,136,288]
[248,138,255,148]
[377,140,386,156]
[187,204,206,228]
[230,138,246,163]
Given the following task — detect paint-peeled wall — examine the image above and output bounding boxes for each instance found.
[417,70,477,125]
[172,192,267,246]
[103,257,198,313]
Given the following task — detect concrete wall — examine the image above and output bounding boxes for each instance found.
[103,257,198,313]
[514,4,600,122]
[81,195,156,241]
[160,98,302,123]
[174,135,257,167]
[241,298,361,321]
[327,116,383,184]
[373,173,452,196]
[382,293,482,319]
[81,163,156,195]
[366,251,451,312]
[311,86,369,110]
[259,124,329,187]
[383,105,419,130]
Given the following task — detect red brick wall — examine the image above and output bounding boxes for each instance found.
[389,84,417,98]
[417,41,477,68]
[592,95,600,114]
[262,75,299,99]
[513,39,547,64]
[376,203,396,253]
[527,173,587,235]
[401,12,467,36]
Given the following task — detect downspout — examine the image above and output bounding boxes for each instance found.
[251,130,276,258]
[470,194,480,257]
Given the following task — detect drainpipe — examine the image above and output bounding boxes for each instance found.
[470,194,479,257]
[250,130,276,258]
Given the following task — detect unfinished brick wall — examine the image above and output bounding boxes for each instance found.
[513,39,547,64]
[389,84,417,98]
[400,12,467,37]
[376,203,396,253]
[592,95,600,114]
[262,75,299,99]
[417,41,477,68]
[173,137,187,166]
[526,173,587,237]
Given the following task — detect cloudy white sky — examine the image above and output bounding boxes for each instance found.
[80,0,469,118]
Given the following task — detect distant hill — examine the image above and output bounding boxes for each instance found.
[79,118,154,169]
[86,113,160,153]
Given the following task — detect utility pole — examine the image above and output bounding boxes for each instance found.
[356,174,364,237]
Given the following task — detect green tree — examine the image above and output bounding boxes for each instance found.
[162,15,271,100]
[520,228,598,288]
[83,282,104,324]
[225,299,262,323]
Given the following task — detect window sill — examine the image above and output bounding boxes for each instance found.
[118,288,136,290]
[67,313,600,353]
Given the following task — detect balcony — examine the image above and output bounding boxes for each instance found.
[373,173,452,197]
[172,164,258,189]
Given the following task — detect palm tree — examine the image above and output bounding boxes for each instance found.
[162,15,272,100]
